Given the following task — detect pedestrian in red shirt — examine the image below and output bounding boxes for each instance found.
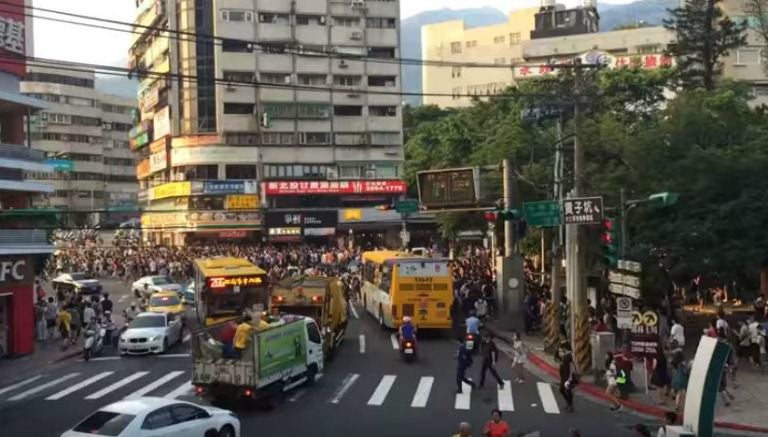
[482,409,510,437]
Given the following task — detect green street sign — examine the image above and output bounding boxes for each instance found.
[523,200,561,227]
[395,199,419,214]
[45,159,73,172]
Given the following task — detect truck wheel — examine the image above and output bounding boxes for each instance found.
[378,306,386,330]
[326,335,336,362]
[305,364,318,387]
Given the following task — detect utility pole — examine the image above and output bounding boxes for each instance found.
[503,158,513,257]
[620,188,628,259]
[545,116,565,353]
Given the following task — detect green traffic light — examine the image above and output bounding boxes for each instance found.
[648,192,679,206]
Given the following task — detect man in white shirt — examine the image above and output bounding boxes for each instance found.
[670,319,685,348]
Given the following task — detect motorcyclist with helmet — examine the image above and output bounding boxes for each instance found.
[399,316,417,346]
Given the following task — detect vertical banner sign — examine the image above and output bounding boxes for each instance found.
[630,310,659,357]
[683,336,732,437]
[562,196,604,225]
[0,0,27,78]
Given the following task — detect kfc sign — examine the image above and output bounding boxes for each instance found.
[0,0,27,78]
[265,180,407,196]
[0,258,30,283]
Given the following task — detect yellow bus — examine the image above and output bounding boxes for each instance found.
[193,257,269,327]
[360,250,452,329]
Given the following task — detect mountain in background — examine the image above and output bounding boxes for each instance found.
[96,75,138,99]
[402,0,675,106]
[401,7,507,106]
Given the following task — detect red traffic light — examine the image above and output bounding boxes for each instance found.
[602,233,613,244]
[484,212,498,222]
[603,219,614,230]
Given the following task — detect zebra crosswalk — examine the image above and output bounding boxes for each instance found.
[0,369,565,415]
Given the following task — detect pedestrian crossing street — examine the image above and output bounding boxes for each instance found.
[0,370,564,414]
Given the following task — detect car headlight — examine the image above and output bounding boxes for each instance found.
[120,337,127,343]
[149,336,161,342]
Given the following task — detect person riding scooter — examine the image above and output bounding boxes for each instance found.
[399,316,417,345]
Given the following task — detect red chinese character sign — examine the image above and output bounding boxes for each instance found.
[0,0,27,78]
[264,180,407,196]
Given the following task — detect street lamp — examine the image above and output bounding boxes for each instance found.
[620,190,679,258]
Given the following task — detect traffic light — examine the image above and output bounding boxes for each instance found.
[494,203,522,221]
[601,217,620,267]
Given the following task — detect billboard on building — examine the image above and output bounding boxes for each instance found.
[0,0,27,78]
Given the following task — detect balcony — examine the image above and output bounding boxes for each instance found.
[0,229,54,255]
[0,143,52,172]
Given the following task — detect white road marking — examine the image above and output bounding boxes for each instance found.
[8,373,80,401]
[329,373,359,404]
[182,334,191,343]
[80,356,121,362]
[287,389,306,402]
[0,375,43,396]
[124,371,184,400]
[118,296,128,303]
[158,353,191,358]
[349,303,359,319]
[163,380,193,399]
[410,376,434,408]
[390,333,400,350]
[536,382,560,414]
[46,371,114,400]
[367,375,396,406]
[359,334,365,354]
[454,381,473,410]
[497,380,514,411]
[86,371,149,399]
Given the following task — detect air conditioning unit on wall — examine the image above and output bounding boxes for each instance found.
[350,31,363,41]
[327,169,338,180]
[365,169,376,179]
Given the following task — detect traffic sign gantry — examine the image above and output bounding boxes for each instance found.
[395,199,419,214]
[522,200,561,227]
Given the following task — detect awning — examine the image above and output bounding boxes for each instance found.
[0,89,47,114]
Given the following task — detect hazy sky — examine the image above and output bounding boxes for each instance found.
[30,0,635,67]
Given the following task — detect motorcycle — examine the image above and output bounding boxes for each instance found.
[83,323,106,361]
[399,336,417,362]
[464,333,477,352]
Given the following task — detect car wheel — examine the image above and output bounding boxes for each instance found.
[305,363,318,387]
[219,425,236,437]
[133,289,140,298]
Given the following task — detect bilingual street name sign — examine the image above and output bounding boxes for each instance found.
[562,196,604,225]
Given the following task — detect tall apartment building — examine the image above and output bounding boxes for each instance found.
[130,0,407,247]
[423,0,768,108]
[20,66,138,226]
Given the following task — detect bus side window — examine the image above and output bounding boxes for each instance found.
[364,262,375,283]
[380,266,391,294]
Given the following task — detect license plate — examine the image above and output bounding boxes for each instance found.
[404,349,414,354]
[466,341,474,350]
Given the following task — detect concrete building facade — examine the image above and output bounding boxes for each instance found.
[130,0,407,247]
[20,66,137,226]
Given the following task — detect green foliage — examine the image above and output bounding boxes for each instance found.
[613,21,655,31]
[664,0,746,90]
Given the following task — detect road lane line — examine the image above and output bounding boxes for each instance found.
[287,389,306,402]
[163,380,193,399]
[8,373,80,401]
[46,371,114,400]
[0,375,43,396]
[390,333,400,350]
[454,381,473,410]
[359,335,365,354]
[349,303,359,319]
[367,375,396,406]
[80,356,121,362]
[410,376,434,408]
[182,334,191,343]
[86,371,149,399]
[536,382,560,414]
[124,371,184,400]
[158,353,191,358]
[329,373,359,404]
[497,380,514,411]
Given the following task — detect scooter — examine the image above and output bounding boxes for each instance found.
[83,323,106,361]
[399,336,417,362]
[464,333,477,352]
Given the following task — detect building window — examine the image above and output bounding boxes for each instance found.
[301,132,331,145]
[494,57,506,65]
[494,35,505,44]
[339,165,361,178]
[222,39,252,52]
[258,13,290,24]
[736,48,761,65]
[263,44,287,54]
[223,103,254,114]
[333,75,362,86]
[451,67,462,78]
[509,32,521,46]
[178,165,219,180]
[263,102,296,118]
[261,73,291,84]
[466,40,477,48]
[265,164,332,179]
[366,17,396,28]
[369,106,397,117]
[636,45,660,55]
[335,133,367,145]
[368,75,396,87]
[332,16,360,27]
[369,132,400,145]
[451,86,462,100]
[334,105,363,116]
[296,15,325,25]
[226,132,260,145]
[297,74,327,85]
[296,103,330,118]
[225,165,258,179]
[223,71,254,82]
[221,10,253,22]
[368,47,395,58]
[262,132,284,145]
[450,42,462,54]
[25,72,94,88]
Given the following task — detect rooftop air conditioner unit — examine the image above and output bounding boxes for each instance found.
[327,169,338,180]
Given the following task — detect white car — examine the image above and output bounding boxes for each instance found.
[120,312,182,355]
[133,276,182,298]
[52,272,103,295]
[61,397,240,437]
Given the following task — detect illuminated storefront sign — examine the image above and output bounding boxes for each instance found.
[207,275,263,289]
[149,182,191,200]
[141,210,263,228]
[153,106,171,139]
[136,159,150,179]
[225,195,259,210]
[264,180,407,196]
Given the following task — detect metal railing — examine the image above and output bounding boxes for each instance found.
[0,143,46,163]
[0,229,49,245]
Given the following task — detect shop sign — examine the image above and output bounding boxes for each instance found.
[149,137,168,154]
[171,134,222,148]
[630,310,659,357]
[149,149,167,173]
[171,147,258,166]
[207,275,263,289]
[614,54,675,70]
[225,195,259,210]
[203,181,258,195]
[264,180,407,196]
[0,257,31,284]
[130,132,151,151]
[219,230,247,238]
[265,211,337,229]
[129,120,152,139]
[153,106,171,139]
[139,86,160,112]
[149,181,191,200]
[268,227,301,236]
[0,0,27,78]
[136,159,150,179]
[141,211,262,228]
[302,211,337,228]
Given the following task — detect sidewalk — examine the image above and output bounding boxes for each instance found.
[488,325,768,435]
[0,336,83,386]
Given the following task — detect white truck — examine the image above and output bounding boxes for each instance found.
[192,315,324,402]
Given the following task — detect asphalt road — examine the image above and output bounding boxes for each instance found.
[0,297,658,437]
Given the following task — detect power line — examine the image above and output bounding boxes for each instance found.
[0,54,584,100]
[0,1,538,70]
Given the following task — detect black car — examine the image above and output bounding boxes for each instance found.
[52,272,103,295]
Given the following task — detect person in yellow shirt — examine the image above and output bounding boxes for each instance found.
[56,305,72,348]
[233,315,255,358]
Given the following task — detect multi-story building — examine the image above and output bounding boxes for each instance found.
[20,66,138,226]
[129,0,407,247]
[0,0,55,357]
[423,0,767,108]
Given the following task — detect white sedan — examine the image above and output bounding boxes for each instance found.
[132,276,182,298]
[61,397,240,437]
[119,312,182,355]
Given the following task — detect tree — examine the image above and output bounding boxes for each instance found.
[664,0,746,90]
